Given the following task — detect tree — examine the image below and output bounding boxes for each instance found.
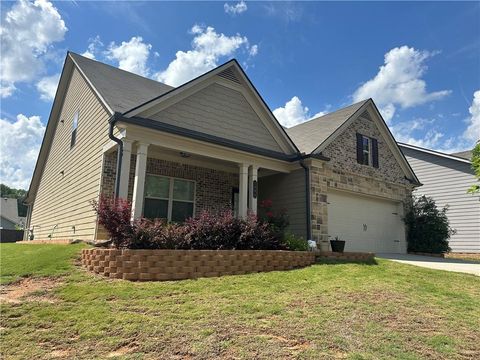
[403,196,455,254]
[467,142,480,194]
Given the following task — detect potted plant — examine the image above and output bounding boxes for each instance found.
[330,236,345,253]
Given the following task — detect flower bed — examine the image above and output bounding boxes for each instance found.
[82,248,315,281]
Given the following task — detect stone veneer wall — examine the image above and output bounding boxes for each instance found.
[82,248,315,281]
[308,116,415,249]
[97,152,238,239]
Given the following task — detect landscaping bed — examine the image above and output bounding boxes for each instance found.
[82,248,315,281]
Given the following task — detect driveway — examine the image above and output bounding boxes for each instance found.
[377,253,480,276]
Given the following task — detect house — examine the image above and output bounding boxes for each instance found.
[1,198,26,230]
[399,143,480,253]
[24,52,420,253]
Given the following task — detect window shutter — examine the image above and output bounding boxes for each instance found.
[372,138,379,168]
[356,133,363,164]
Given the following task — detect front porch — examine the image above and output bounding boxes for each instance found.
[97,130,296,239]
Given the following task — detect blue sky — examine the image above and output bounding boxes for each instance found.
[1,1,479,189]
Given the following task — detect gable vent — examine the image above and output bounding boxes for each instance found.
[360,111,372,121]
[218,67,241,84]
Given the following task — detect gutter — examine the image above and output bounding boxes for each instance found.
[108,112,123,198]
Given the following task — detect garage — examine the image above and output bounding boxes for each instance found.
[327,190,406,253]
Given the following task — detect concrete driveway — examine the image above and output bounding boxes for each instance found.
[377,253,480,276]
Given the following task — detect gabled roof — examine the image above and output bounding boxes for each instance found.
[398,143,472,164]
[286,100,368,154]
[69,52,173,114]
[124,59,299,155]
[451,150,472,161]
[0,198,24,225]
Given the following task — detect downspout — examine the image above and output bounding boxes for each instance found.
[108,112,123,198]
[299,159,312,240]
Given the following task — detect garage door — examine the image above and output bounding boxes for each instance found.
[327,191,406,253]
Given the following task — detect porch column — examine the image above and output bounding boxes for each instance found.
[248,165,259,215]
[131,142,149,221]
[238,164,249,218]
[118,139,133,199]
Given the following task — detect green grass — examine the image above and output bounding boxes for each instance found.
[1,244,479,359]
[0,243,86,284]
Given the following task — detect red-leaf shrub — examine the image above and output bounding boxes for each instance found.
[258,199,289,241]
[92,195,133,248]
[93,197,286,250]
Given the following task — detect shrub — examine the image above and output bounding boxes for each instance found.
[258,199,289,241]
[282,231,309,251]
[403,196,455,254]
[92,195,133,249]
[92,198,284,250]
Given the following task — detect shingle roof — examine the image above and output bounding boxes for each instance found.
[69,52,173,114]
[451,150,472,160]
[285,100,368,154]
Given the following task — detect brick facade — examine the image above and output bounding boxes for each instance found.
[309,116,415,249]
[97,152,238,239]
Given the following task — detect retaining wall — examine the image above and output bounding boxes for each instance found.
[81,248,315,281]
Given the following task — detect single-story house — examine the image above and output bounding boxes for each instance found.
[24,52,421,253]
[1,198,26,230]
[399,144,480,253]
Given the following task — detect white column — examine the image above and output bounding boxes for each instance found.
[248,165,259,215]
[117,139,132,199]
[238,164,249,218]
[131,142,149,221]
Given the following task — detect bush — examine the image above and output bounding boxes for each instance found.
[92,198,284,250]
[282,232,309,251]
[258,199,289,242]
[92,195,133,249]
[403,196,455,254]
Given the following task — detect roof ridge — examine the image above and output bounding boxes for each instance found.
[68,51,173,88]
[287,99,370,130]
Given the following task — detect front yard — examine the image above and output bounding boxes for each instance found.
[1,244,479,359]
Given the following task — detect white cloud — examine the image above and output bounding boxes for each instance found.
[0,0,67,97]
[390,118,444,149]
[107,36,152,77]
[249,44,258,56]
[463,90,480,142]
[353,46,451,123]
[224,1,248,15]
[273,96,327,128]
[155,25,254,86]
[36,73,60,101]
[0,114,46,189]
[82,36,103,60]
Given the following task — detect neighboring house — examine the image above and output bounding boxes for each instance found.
[24,52,420,253]
[0,198,26,230]
[399,143,480,253]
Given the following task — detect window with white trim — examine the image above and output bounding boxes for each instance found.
[70,111,79,148]
[361,135,371,166]
[143,175,195,222]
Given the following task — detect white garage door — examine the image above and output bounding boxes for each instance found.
[328,191,406,253]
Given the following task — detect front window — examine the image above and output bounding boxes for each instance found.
[143,175,195,222]
[362,135,371,165]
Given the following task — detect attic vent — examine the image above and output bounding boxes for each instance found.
[360,111,372,121]
[218,67,241,84]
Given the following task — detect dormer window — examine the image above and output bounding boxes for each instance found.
[356,133,379,168]
[71,111,78,148]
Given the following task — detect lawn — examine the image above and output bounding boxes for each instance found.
[1,244,479,359]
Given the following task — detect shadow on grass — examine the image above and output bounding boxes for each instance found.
[315,258,378,266]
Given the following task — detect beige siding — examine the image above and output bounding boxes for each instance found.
[259,169,307,238]
[29,68,111,240]
[401,147,480,253]
[148,83,284,153]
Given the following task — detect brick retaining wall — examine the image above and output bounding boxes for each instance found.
[81,249,316,281]
[315,251,375,261]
